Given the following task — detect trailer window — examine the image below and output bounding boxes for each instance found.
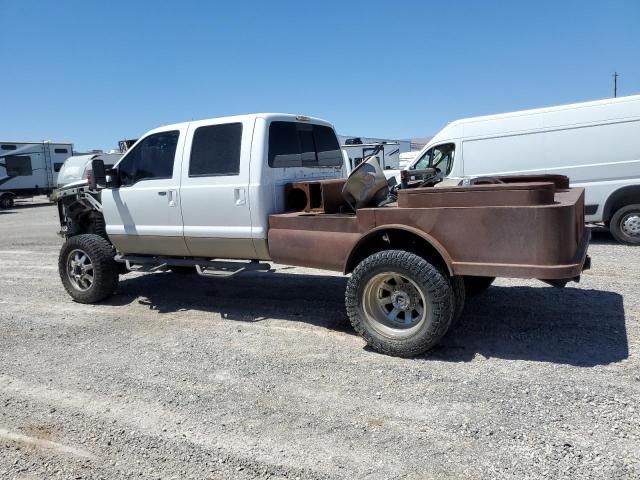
[54,148,69,154]
[1,144,17,150]
[189,123,242,177]
[5,156,33,176]
[413,143,455,175]
[268,122,341,168]
[118,130,179,186]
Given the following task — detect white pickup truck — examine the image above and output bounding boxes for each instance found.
[54,113,590,357]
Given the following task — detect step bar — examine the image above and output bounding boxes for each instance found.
[114,255,271,278]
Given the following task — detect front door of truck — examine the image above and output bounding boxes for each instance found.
[102,128,189,256]
[179,118,256,259]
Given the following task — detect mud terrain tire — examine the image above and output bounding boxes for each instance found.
[59,234,119,303]
[346,250,454,357]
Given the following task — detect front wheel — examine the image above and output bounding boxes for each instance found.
[58,234,119,303]
[610,204,640,245]
[345,250,455,357]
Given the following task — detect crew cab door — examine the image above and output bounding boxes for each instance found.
[102,127,189,256]
[179,118,256,259]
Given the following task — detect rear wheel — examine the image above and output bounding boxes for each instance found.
[345,250,454,357]
[59,234,119,303]
[610,204,640,245]
[463,276,495,296]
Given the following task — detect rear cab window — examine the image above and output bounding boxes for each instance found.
[268,121,342,168]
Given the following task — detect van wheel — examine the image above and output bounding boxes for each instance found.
[345,250,454,357]
[59,234,119,303]
[610,204,640,245]
[463,276,495,296]
[0,195,14,209]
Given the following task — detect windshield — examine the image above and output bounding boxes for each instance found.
[412,143,455,175]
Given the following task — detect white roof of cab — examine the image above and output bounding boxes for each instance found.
[149,113,335,134]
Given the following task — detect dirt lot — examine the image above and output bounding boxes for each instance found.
[1,197,638,479]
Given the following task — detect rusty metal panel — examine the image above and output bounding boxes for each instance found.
[269,182,589,280]
[285,179,348,213]
[398,182,556,208]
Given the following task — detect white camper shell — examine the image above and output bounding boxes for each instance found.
[408,94,640,244]
[0,141,73,208]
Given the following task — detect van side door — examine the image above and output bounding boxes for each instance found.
[102,127,189,256]
[179,118,256,259]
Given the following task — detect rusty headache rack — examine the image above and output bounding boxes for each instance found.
[268,173,591,284]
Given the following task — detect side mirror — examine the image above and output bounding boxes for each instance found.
[89,159,106,189]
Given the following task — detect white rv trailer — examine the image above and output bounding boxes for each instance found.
[0,141,73,208]
[340,136,411,171]
[407,94,640,244]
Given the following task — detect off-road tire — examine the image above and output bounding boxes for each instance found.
[345,250,455,357]
[59,234,119,303]
[610,204,640,245]
[463,276,495,296]
[451,276,466,323]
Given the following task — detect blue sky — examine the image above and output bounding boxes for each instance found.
[1,0,639,150]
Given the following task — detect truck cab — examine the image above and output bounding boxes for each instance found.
[101,113,343,259]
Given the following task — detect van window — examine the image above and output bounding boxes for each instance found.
[189,123,242,176]
[268,122,342,168]
[118,131,179,186]
[5,156,33,176]
[1,144,17,151]
[413,143,455,175]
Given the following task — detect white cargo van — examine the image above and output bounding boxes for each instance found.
[408,94,640,244]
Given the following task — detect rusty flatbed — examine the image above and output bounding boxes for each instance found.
[268,180,590,281]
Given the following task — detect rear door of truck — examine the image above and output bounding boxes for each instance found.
[179,117,257,259]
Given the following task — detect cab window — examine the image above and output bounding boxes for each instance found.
[413,143,455,175]
[268,122,342,168]
[189,123,242,177]
[118,131,179,186]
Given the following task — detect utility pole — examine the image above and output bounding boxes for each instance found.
[613,71,619,98]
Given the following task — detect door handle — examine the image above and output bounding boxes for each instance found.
[158,190,176,207]
[234,187,246,206]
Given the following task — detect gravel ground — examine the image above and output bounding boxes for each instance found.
[1,197,638,479]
